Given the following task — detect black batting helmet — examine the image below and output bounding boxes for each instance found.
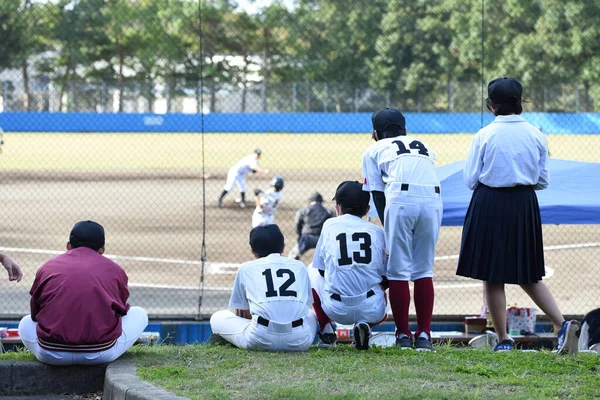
[271,176,285,191]
[310,192,323,203]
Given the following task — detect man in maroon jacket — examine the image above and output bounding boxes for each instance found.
[18,220,148,365]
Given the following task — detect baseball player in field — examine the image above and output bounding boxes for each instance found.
[252,176,284,227]
[309,181,388,350]
[362,108,442,351]
[288,192,335,260]
[217,149,270,208]
[209,224,318,351]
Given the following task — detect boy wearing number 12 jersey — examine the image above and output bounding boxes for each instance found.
[210,224,317,351]
[309,181,388,350]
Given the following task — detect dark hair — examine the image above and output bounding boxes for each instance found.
[69,220,105,252]
[378,127,407,139]
[340,204,369,218]
[488,98,523,116]
[249,224,285,257]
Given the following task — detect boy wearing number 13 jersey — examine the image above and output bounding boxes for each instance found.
[210,224,317,351]
[309,181,388,350]
[362,108,443,351]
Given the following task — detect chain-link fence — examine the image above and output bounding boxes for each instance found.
[0,0,599,320]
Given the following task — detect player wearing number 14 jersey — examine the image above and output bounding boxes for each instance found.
[210,224,317,351]
[362,108,443,351]
[309,181,388,350]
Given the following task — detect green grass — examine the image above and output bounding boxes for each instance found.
[1,133,598,171]
[0,347,37,361]
[128,344,600,400]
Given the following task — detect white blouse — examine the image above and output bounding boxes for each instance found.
[463,115,549,190]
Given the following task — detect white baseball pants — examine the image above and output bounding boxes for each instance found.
[18,306,149,366]
[308,265,387,326]
[210,310,317,351]
[223,170,247,192]
[384,182,443,281]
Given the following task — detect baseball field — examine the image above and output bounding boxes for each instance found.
[0,132,598,318]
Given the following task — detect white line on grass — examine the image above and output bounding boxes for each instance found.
[0,242,585,291]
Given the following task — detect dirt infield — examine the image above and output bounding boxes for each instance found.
[0,168,597,318]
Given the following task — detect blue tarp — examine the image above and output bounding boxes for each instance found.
[439,159,600,226]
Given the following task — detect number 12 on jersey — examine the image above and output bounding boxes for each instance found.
[262,268,297,298]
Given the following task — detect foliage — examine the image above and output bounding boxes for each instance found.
[128,343,600,400]
[1,0,599,112]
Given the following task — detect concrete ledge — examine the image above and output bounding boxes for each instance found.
[103,359,188,400]
[0,361,106,395]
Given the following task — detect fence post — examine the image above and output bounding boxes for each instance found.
[292,82,297,112]
[448,81,454,112]
[323,82,328,112]
[0,81,5,112]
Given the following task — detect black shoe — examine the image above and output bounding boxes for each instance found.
[217,198,223,208]
[318,332,337,348]
[208,333,230,346]
[353,322,370,351]
[396,335,414,349]
[415,337,435,352]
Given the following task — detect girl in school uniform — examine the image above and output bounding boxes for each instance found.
[456,77,580,353]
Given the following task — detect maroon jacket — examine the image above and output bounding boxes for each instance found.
[30,247,130,351]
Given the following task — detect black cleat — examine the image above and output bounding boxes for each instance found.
[318,332,337,348]
[396,335,414,349]
[415,337,435,352]
[353,322,370,350]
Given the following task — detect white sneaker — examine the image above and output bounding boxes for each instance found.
[468,331,498,349]
[555,320,581,355]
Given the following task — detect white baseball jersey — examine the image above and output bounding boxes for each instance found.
[252,189,283,227]
[229,253,313,322]
[211,254,318,351]
[361,135,442,282]
[232,154,259,176]
[362,136,439,191]
[312,214,387,296]
[224,154,259,192]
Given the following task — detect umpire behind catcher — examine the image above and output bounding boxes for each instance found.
[288,192,334,260]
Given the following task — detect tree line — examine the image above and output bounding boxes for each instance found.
[0,0,599,113]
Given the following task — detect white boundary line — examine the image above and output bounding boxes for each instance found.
[1,241,592,291]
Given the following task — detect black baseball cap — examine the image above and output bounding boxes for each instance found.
[69,220,105,251]
[310,192,323,203]
[249,224,284,257]
[488,77,523,104]
[332,181,370,208]
[372,108,406,133]
[254,148,262,155]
